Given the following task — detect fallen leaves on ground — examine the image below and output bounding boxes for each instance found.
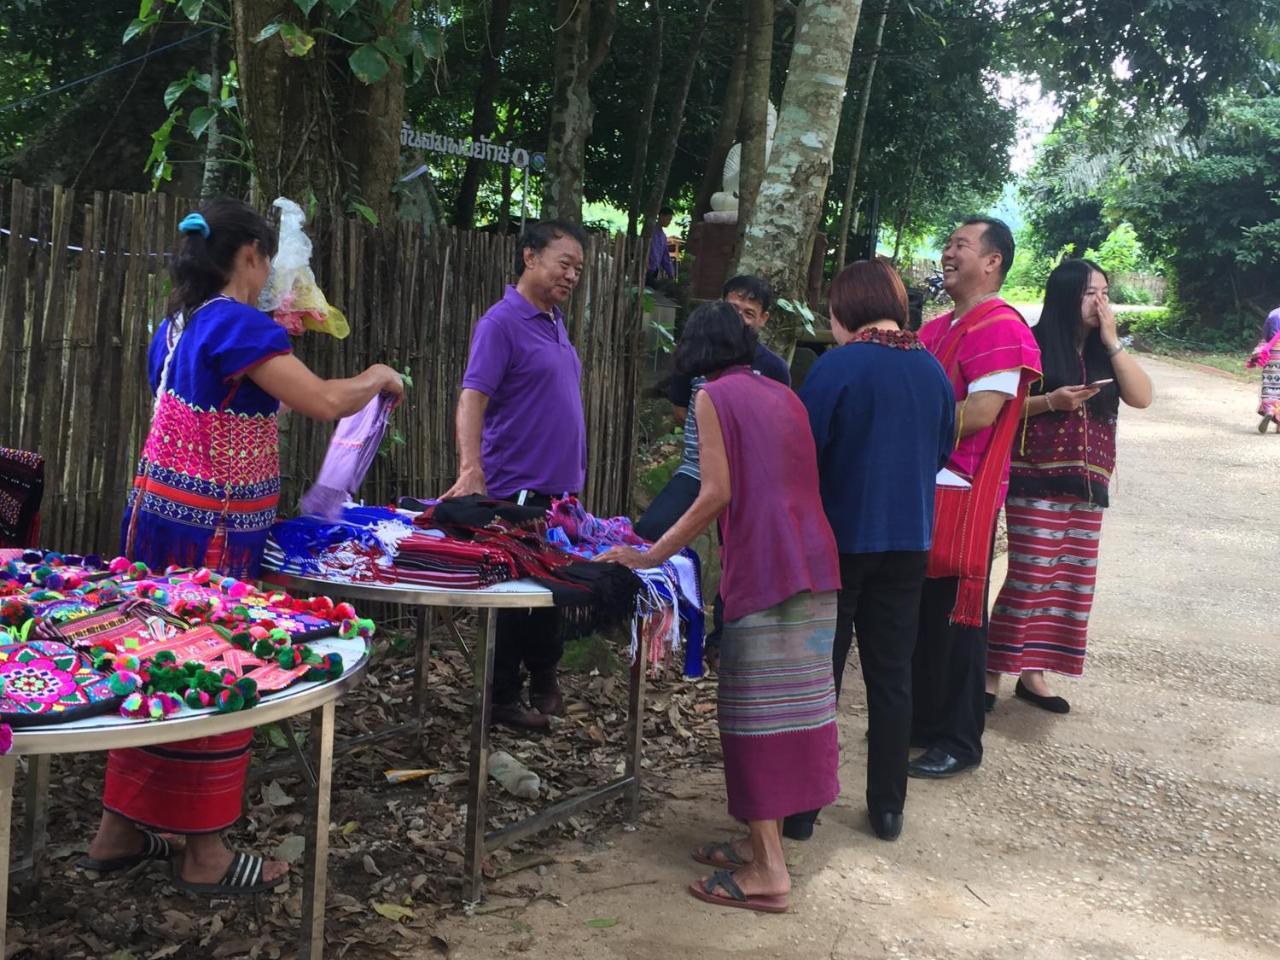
[6,615,723,959]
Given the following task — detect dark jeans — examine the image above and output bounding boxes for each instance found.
[910,574,991,766]
[492,492,563,705]
[634,471,699,542]
[634,471,723,648]
[784,550,929,833]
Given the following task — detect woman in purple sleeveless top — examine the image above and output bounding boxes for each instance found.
[600,302,840,914]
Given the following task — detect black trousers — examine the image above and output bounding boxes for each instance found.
[838,550,929,814]
[785,550,928,832]
[492,492,563,705]
[910,574,991,766]
[633,471,699,542]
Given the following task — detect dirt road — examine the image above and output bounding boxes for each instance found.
[429,357,1280,960]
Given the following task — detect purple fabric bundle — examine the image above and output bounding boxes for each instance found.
[299,394,395,520]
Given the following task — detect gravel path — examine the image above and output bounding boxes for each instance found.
[431,357,1280,960]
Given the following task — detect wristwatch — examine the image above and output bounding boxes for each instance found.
[1106,342,1125,357]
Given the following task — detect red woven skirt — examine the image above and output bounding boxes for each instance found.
[987,496,1104,678]
[103,730,253,833]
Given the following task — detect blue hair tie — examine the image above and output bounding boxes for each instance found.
[179,212,210,239]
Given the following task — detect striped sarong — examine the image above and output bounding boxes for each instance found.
[718,590,839,822]
[1259,356,1280,420]
[987,496,1103,678]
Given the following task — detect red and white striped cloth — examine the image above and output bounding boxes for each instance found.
[987,496,1104,678]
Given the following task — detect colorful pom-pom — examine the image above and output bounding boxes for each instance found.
[227,579,252,599]
[214,687,244,712]
[184,688,213,709]
[108,557,132,574]
[108,672,141,695]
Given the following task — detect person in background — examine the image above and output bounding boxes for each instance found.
[86,199,403,896]
[646,206,677,288]
[1251,304,1280,433]
[441,219,589,730]
[784,261,955,843]
[986,259,1152,713]
[638,275,790,542]
[600,302,840,914]
[909,217,1041,781]
[640,275,791,662]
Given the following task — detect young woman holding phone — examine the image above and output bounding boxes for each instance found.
[985,259,1152,714]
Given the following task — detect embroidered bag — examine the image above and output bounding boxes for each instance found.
[0,640,121,726]
[37,599,188,651]
[926,302,1031,626]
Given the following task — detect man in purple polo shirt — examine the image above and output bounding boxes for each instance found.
[443,219,589,730]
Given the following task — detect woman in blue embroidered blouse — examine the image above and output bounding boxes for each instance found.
[84,199,403,897]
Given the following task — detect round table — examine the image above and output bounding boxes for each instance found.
[262,573,648,902]
[2,635,369,960]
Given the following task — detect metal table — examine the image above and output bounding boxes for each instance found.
[2,635,369,960]
[263,574,647,901]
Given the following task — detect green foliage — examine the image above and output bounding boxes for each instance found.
[826,0,1017,251]
[1084,222,1144,276]
[1002,228,1061,300]
[144,57,248,187]
[1114,96,1280,336]
[1010,0,1280,133]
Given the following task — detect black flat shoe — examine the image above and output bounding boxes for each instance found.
[1014,678,1070,714]
[868,811,903,841]
[984,692,997,713]
[907,748,979,779]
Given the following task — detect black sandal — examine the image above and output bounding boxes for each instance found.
[173,851,286,896]
[75,830,172,875]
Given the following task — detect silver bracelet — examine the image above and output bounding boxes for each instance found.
[1106,342,1125,357]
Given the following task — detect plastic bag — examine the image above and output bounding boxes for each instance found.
[258,197,350,339]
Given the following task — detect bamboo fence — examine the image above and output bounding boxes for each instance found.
[0,179,645,556]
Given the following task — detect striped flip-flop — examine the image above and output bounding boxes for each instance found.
[75,830,173,875]
[173,851,286,897]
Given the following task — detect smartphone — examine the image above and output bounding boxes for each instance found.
[1087,378,1114,387]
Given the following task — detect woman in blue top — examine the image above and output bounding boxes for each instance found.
[791,260,956,842]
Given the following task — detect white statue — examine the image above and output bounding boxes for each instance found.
[706,102,778,224]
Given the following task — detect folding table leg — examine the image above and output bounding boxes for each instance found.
[463,606,497,902]
[625,629,648,820]
[413,611,432,744]
[12,754,50,892]
[0,754,16,957]
[299,702,336,960]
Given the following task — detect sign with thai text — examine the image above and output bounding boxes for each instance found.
[400,123,545,171]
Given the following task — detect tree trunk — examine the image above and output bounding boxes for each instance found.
[733,0,774,259]
[498,154,513,234]
[625,0,665,238]
[891,133,927,263]
[454,0,514,227]
[692,22,748,223]
[639,0,716,258]
[200,29,241,199]
[834,1,887,271]
[342,0,411,223]
[543,0,617,222]
[232,0,342,211]
[737,0,863,333]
